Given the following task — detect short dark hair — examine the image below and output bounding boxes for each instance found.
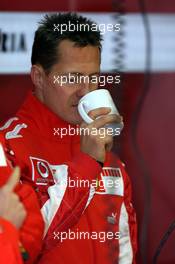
[31,12,102,73]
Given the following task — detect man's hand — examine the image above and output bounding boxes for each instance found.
[0,167,27,229]
[80,107,123,163]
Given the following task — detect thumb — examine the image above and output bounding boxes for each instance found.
[105,142,113,152]
[3,166,21,192]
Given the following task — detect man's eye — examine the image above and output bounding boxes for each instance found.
[69,77,75,82]
[75,76,82,84]
[67,76,77,83]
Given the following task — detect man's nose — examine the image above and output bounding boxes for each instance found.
[76,79,90,97]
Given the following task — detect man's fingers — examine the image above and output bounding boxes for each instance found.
[88,107,111,120]
[90,114,123,129]
[4,166,20,192]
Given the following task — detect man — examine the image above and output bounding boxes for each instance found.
[0,13,137,263]
[0,134,44,263]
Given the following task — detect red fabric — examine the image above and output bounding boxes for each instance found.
[0,91,137,264]
[0,218,23,264]
[0,135,44,264]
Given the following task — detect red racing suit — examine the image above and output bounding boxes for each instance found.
[0,218,23,264]
[0,134,44,263]
[0,91,137,264]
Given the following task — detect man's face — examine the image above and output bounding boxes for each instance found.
[40,39,100,124]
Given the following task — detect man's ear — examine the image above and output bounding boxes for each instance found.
[31,65,45,91]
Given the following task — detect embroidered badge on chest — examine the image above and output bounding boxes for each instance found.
[107,212,117,225]
[30,157,68,187]
[96,167,124,196]
[30,157,55,185]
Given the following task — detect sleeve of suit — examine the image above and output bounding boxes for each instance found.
[15,184,45,264]
[0,218,23,264]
